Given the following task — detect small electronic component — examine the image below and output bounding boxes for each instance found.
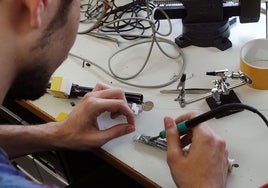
[133,134,167,150]
[128,103,143,115]
[134,134,237,172]
[47,76,147,115]
[142,101,154,111]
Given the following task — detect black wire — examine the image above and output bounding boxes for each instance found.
[99,0,159,40]
[79,1,112,23]
[186,103,268,129]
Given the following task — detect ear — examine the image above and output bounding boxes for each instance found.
[23,0,48,28]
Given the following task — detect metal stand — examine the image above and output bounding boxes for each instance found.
[174,69,252,108]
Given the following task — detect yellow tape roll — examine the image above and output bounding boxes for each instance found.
[240,39,268,90]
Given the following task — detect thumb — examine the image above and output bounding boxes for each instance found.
[102,123,135,141]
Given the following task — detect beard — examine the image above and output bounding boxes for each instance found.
[5,63,51,101]
[5,0,76,101]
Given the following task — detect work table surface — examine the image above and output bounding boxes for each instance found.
[30,7,268,188]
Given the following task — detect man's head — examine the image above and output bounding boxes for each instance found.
[5,0,80,100]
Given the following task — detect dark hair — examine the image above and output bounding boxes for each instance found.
[31,0,74,51]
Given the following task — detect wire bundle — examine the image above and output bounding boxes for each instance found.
[79,0,114,33]
[79,0,160,39]
[100,1,159,40]
[72,0,186,88]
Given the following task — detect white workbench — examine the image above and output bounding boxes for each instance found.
[31,5,268,188]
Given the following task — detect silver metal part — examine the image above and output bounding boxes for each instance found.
[143,101,154,111]
[128,103,143,115]
[133,134,167,150]
[128,101,154,115]
[164,70,252,107]
[228,158,236,173]
[160,88,211,94]
[267,1,268,39]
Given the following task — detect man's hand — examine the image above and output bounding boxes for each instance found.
[55,83,136,150]
[164,112,229,188]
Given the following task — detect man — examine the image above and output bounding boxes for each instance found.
[0,0,228,187]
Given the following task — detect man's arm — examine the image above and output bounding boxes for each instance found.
[0,83,136,159]
[0,122,60,159]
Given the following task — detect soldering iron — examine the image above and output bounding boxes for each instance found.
[156,103,268,139]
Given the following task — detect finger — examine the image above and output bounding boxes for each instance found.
[99,123,136,143]
[92,82,110,91]
[87,98,135,125]
[260,184,268,188]
[164,116,183,157]
[174,111,200,124]
[85,87,128,103]
[190,124,213,143]
[110,111,126,119]
[180,132,193,148]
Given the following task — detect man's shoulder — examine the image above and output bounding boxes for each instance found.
[0,148,55,188]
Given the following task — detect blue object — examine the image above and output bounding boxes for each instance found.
[0,148,57,188]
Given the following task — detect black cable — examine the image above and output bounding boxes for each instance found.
[187,103,268,129]
[79,0,160,39]
[46,83,144,104]
[158,103,268,138]
[99,0,159,40]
